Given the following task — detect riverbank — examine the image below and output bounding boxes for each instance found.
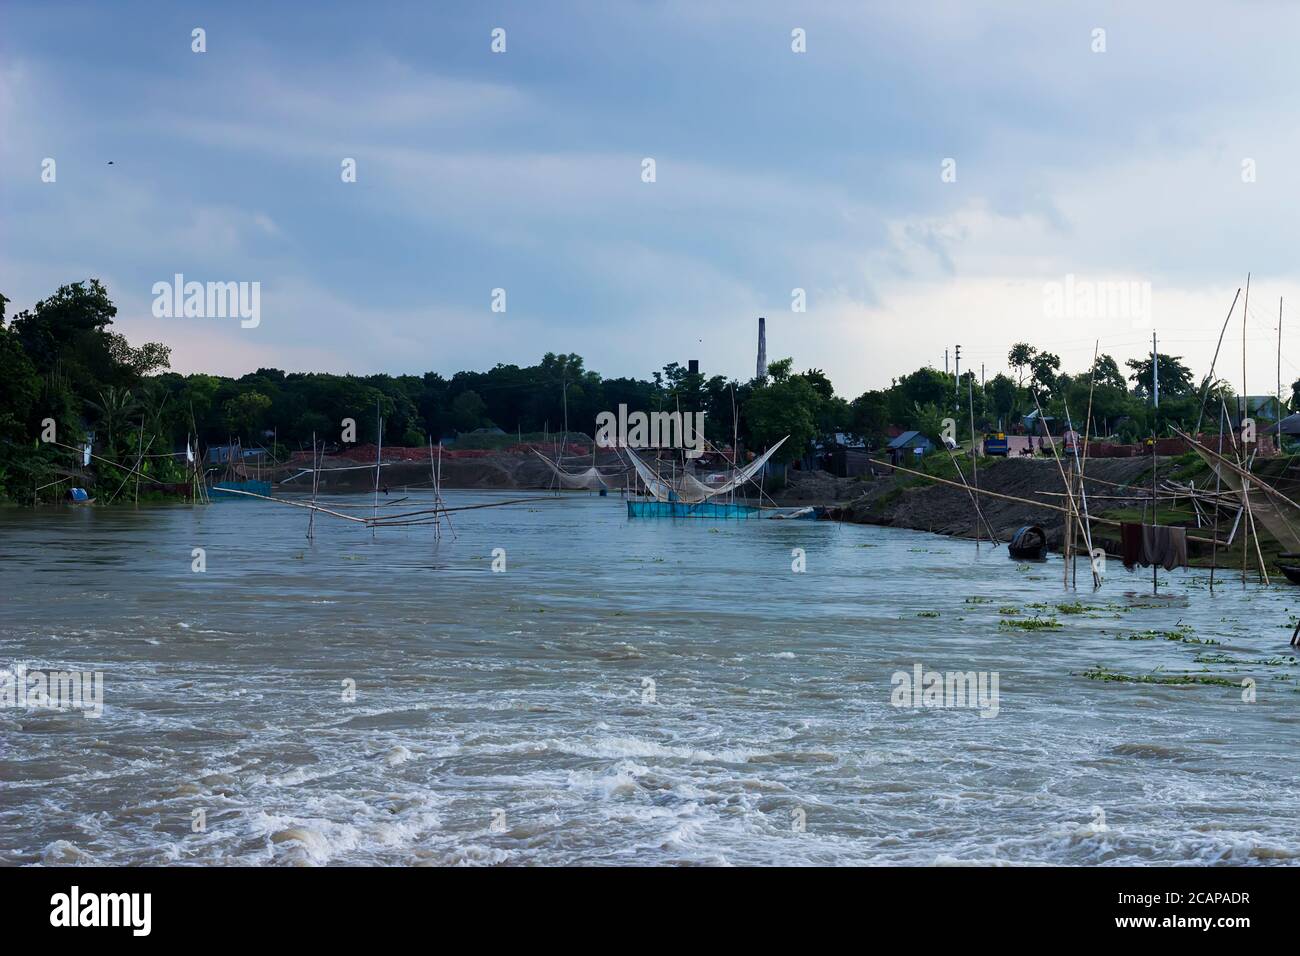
[830,453,1293,571]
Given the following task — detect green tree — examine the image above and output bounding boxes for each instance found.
[222,391,272,438]
[849,390,889,446]
[985,373,1018,427]
[85,386,140,457]
[0,295,47,496]
[766,357,794,383]
[1126,353,1194,399]
[1008,343,1036,387]
[910,402,948,447]
[890,367,952,421]
[1028,351,1061,398]
[1089,354,1127,392]
[743,376,818,464]
[451,390,490,432]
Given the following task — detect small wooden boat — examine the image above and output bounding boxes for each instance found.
[1008,525,1047,560]
[1277,565,1300,585]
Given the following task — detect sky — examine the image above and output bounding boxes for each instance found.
[4,0,1300,398]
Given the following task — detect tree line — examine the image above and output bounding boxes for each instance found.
[0,280,1276,503]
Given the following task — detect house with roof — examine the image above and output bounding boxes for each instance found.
[1277,411,1300,436]
[1022,409,1054,435]
[886,430,934,465]
[1232,395,1284,427]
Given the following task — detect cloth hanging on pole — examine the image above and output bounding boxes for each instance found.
[1124,523,1188,571]
[1162,526,1188,570]
[1121,522,1143,569]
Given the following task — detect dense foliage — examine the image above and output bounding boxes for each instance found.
[0,284,1271,503]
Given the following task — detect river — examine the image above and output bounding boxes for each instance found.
[1,491,1297,865]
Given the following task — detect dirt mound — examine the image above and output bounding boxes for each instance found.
[836,456,1158,547]
[770,469,865,505]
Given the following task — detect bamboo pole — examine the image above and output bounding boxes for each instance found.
[211,485,369,520]
[1072,470,1081,588]
[1064,457,1073,587]
[1210,404,1224,590]
[1152,331,1159,594]
[1064,401,1100,588]
[875,458,1228,547]
[1173,422,1272,583]
[942,442,999,545]
[1029,388,1087,570]
[429,437,440,542]
[437,440,457,539]
[1242,273,1251,585]
[1194,288,1243,436]
[134,417,143,506]
[307,432,319,540]
[367,495,567,523]
[1078,341,1101,590]
[373,402,382,535]
[107,434,156,504]
[968,376,981,549]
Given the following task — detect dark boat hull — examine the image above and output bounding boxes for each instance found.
[1008,524,1047,560]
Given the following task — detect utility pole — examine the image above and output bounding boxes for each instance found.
[1152,331,1159,408]
[944,349,949,375]
[954,344,961,393]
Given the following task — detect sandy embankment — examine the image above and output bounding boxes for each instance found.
[832,456,1167,553]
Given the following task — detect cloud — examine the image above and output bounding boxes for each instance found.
[4,1,1300,399]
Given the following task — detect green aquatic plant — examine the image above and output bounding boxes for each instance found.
[998,606,1021,616]
[1055,602,1090,615]
[917,610,940,618]
[1166,633,1218,646]
[1080,666,1237,688]
[1119,626,1217,646]
[1000,616,1062,631]
[1192,652,1235,664]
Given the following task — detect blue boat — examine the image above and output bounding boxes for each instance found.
[211,479,272,498]
[627,499,760,519]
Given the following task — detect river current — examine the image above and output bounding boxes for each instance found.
[1,491,1297,865]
